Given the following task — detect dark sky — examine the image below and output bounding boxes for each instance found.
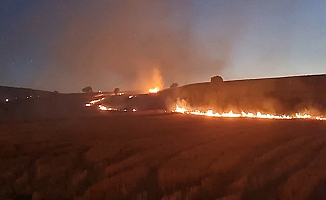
[1,0,325,93]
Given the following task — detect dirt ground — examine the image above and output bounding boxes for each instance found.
[1,112,326,200]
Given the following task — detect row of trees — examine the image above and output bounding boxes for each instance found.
[81,86,120,95]
[82,83,178,94]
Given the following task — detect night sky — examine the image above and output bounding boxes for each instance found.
[1,0,325,93]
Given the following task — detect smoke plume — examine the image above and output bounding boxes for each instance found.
[44,0,240,92]
[0,0,248,92]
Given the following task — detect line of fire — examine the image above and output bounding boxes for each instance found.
[86,74,326,120]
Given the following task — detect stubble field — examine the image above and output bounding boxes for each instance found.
[1,112,326,200]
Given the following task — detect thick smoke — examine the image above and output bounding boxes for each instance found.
[0,0,248,92]
[47,0,191,92]
[140,66,164,92]
[1,1,325,92]
[45,0,241,92]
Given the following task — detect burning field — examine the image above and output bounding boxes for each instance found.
[2,0,326,198]
[173,104,326,121]
[1,74,326,199]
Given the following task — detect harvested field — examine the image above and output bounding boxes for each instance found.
[1,113,326,200]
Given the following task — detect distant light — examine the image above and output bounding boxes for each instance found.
[128,95,133,99]
[132,108,137,112]
[26,96,29,99]
[123,108,127,112]
[98,90,102,93]
[5,98,9,102]
[85,103,91,107]
[37,95,40,98]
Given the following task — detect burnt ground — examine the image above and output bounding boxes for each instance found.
[1,112,326,200]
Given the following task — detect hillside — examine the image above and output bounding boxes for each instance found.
[0,86,57,104]
[160,74,326,115]
[0,86,96,123]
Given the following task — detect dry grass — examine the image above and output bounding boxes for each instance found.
[1,113,326,199]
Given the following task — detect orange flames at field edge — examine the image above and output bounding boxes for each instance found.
[84,97,326,121]
[173,105,326,121]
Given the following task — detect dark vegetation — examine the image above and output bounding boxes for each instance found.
[114,88,120,95]
[82,86,93,93]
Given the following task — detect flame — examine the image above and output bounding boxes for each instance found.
[149,87,159,93]
[174,105,326,121]
[144,67,163,94]
[98,105,116,111]
[85,97,105,107]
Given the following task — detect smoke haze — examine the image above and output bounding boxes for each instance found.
[48,0,231,92]
[0,0,243,92]
[1,0,325,92]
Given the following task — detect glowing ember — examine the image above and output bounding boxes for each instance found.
[99,105,108,110]
[85,97,106,107]
[174,105,326,121]
[149,87,159,93]
[98,105,117,111]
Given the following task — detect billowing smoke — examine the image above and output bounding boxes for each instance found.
[0,0,250,93]
[2,1,326,93]
[134,62,164,92]
[26,0,244,92]
[148,67,164,92]
[46,0,197,92]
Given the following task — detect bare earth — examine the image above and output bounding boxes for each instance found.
[1,113,326,200]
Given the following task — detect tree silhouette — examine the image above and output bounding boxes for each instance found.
[82,86,93,93]
[114,88,120,95]
[211,76,223,84]
[170,83,179,89]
